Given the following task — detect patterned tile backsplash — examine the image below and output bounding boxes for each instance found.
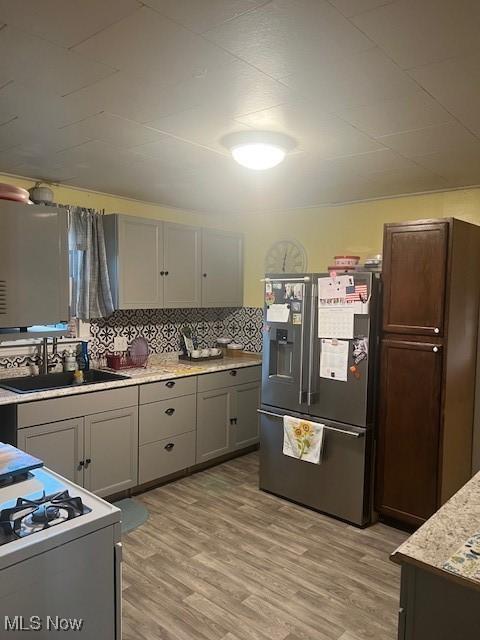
[90,307,263,357]
[0,307,263,369]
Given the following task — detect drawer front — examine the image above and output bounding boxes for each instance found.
[197,365,261,392]
[139,394,196,444]
[139,431,195,484]
[17,386,138,428]
[139,376,196,404]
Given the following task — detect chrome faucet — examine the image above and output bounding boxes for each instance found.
[40,337,58,375]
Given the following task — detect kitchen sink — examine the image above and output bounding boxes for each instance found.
[0,369,130,394]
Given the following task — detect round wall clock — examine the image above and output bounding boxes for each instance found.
[265,239,308,274]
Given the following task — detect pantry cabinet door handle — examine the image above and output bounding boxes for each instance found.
[79,460,85,467]
[165,443,175,451]
[165,407,175,416]
[85,458,92,466]
[166,381,175,388]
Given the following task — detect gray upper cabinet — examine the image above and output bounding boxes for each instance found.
[0,200,69,328]
[104,214,163,310]
[201,229,243,307]
[84,407,138,497]
[105,215,243,310]
[163,222,201,308]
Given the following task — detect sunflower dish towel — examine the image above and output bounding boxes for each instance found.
[283,416,325,464]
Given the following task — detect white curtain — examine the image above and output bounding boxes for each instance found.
[68,207,114,320]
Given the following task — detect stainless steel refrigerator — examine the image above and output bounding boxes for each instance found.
[259,271,380,526]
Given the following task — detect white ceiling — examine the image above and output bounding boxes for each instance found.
[0,0,479,213]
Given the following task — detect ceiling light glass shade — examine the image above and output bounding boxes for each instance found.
[222,131,296,170]
[231,142,286,170]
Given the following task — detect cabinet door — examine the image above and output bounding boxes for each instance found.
[163,222,201,308]
[375,338,443,526]
[84,407,138,497]
[201,229,243,307]
[382,221,449,336]
[231,382,260,450]
[118,216,163,309]
[196,388,231,463]
[17,419,84,485]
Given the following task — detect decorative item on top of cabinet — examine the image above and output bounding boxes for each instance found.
[376,218,480,528]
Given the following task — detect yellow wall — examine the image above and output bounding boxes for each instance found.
[236,188,480,307]
[3,172,480,309]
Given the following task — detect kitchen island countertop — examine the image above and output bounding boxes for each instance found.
[391,470,480,591]
[0,354,262,406]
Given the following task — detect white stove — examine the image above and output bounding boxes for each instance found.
[0,463,122,639]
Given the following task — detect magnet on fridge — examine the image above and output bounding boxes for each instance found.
[293,283,303,300]
[265,292,275,306]
[265,282,272,294]
[292,313,302,325]
[273,283,282,290]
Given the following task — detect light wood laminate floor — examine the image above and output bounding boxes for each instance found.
[122,452,408,640]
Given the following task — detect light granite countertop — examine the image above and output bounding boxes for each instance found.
[0,354,262,406]
[391,470,480,590]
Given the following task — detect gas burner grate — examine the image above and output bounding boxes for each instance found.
[0,490,89,539]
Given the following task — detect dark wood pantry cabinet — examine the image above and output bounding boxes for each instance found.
[376,218,480,527]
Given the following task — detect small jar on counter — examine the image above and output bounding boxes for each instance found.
[216,337,232,357]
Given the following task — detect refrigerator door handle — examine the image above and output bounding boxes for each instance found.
[298,286,306,404]
[307,282,316,405]
[257,409,363,438]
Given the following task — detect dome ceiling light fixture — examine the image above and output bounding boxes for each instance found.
[222,131,296,171]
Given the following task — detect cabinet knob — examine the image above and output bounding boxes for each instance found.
[79,460,85,467]
[434,327,440,334]
[160,270,165,276]
[165,443,175,451]
[85,458,92,466]
[165,271,169,276]
[165,407,175,416]
[229,370,237,376]
[203,273,207,277]
[433,346,439,353]
[166,381,175,388]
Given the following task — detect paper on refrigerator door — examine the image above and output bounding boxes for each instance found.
[318,275,353,300]
[320,339,349,382]
[266,303,290,323]
[318,307,354,339]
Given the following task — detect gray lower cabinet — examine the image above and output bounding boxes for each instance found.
[196,378,260,463]
[17,418,84,485]
[196,387,232,463]
[139,431,196,484]
[84,407,138,497]
[17,406,138,497]
[232,382,261,450]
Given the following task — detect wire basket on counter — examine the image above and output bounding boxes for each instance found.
[105,353,148,370]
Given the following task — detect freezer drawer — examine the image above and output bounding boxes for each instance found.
[259,410,371,526]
